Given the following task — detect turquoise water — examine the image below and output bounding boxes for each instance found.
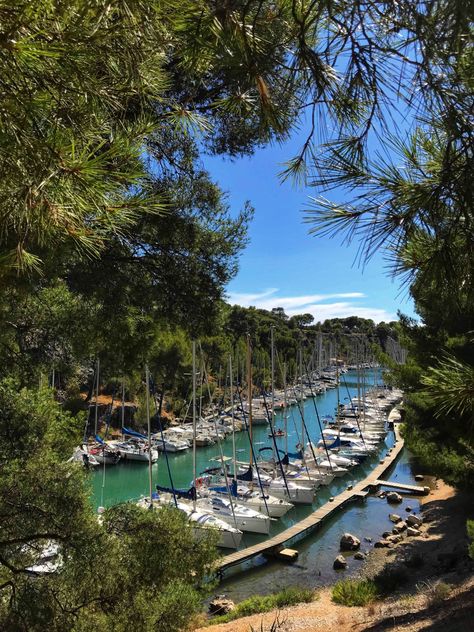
[89,370,427,601]
[90,369,383,512]
[217,448,425,600]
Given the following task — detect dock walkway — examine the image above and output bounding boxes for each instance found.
[218,419,418,574]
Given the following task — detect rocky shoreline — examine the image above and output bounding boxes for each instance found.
[197,478,474,632]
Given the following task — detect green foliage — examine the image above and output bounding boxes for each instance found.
[402,391,474,488]
[331,579,379,607]
[209,587,315,625]
[468,521,474,560]
[303,32,474,487]
[421,354,474,420]
[416,580,452,606]
[0,380,217,631]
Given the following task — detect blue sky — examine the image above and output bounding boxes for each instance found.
[204,128,415,324]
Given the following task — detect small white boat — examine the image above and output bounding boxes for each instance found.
[70,446,100,468]
[111,438,159,462]
[137,497,242,549]
[196,495,271,534]
[152,434,189,452]
[83,443,120,465]
[178,501,243,548]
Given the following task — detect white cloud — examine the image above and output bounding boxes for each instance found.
[227,289,394,323]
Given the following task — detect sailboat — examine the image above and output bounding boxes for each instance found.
[168,342,243,548]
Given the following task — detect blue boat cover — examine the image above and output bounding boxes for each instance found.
[122,427,147,439]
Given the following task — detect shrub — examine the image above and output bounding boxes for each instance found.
[332,580,379,607]
[417,580,452,606]
[273,586,314,608]
[209,587,316,625]
[374,564,409,594]
[468,520,474,559]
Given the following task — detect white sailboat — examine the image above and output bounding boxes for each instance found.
[195,495,271,534]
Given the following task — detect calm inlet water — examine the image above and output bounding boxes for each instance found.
[89,370,423,599]
[90,369,383,510]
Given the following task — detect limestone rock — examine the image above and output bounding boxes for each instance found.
[387,534,403,544]
[209,596,235,615]
[407,526,421,537]
[406,514,423,527]
[387,492,403,504]
[340,533,361,551]
[389,513,401,523]
[397,520,407,531]
[333,555,348,570]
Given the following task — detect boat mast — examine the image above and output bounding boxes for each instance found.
[283,362,288,455]
[94,357,100,435]
[246,334,253,472]
[229,355,236,476]
[121,379,125,433]
[270,326,276,461]
[192,340,197,511]
[299,346,305,454]
[145,365,153,506]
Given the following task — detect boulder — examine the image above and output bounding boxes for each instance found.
[389,513,401,523]
[333,555,348,570]
[354,552,366,560]
[407,526,421,537]
[382,531,392,538]
[374,540,389,548]
[406,514,423,527]
[387,492,403,504]
[340,533,361,551]
[415,474,424,481]
[392,526,401,534]
[209,596,235,616]
[387,534,403,544]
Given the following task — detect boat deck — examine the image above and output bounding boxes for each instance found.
[217,419,418,573]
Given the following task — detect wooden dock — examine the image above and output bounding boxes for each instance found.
[217,419,419,574]
[374,479,429,495]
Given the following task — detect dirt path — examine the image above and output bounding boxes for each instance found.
[197,480,474,632]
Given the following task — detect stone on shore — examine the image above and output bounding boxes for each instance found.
[387,492,403,504]
[415,474,424,481]
[340,533,361,551]
[354,552,366,560]
[387,534,403,544]
[209,596,235,615]
[333,555,348,569]
[407,526,421,537]
[389,513,401,523]
[374,540,390,548]
[406,514,423,527]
